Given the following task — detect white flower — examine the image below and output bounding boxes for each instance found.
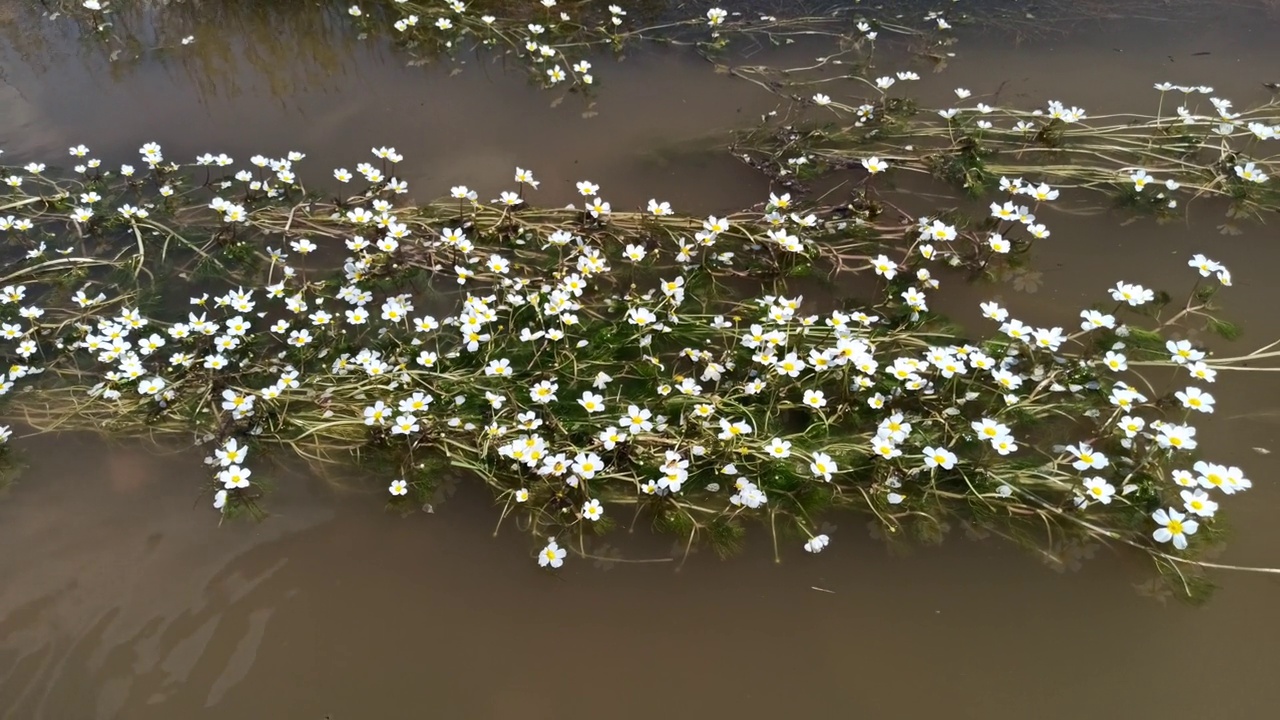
[871,255,898,279]
[647,198,673,216]
[391,414,420,435]
[1234,162,1268,184]
[1081,477,1116,504]
[922,446,957,470]
[809,452,837,481]
[1066,443,1107,471]
[1152,508,1198,550]
[389,479,409,496]
[578,391,605,413]
[765,437,792,458]
[215,438,248,466]
[803,389,826,408]
[622,405,653,434]
[803,534,830,553]
[1166,339,1204,364]
[538,539,567,568]
[529,379,558,403]
[1175,386,1215,414]
[861,156,888,174]
[218,464,252,490]
[582,499,604,521]
[1181,489,1218,518]
[1110,282,1153,306]
[572,452,603,480]
[1156,423,1197,451]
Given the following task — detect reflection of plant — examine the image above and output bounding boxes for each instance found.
[1134,575,1175,604]
[6,0,378,110]
[995,266,1042,295]
[0,442,24,499]
[588,541,623,570]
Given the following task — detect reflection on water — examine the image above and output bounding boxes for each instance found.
[3,0,1280,718]
[2,435,1279,719]
[0,437,333,718]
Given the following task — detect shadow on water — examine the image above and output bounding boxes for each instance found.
[2,1,1280,718]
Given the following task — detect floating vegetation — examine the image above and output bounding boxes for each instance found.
[0,135,1274,598]
[43,0,938,84]
[737,79,1280,218]
[6,2,1280,598]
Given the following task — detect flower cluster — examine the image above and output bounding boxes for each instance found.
[0,139,1259,589]
[746,77,1279,216]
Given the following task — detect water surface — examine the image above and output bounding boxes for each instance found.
[2,2,1279,718]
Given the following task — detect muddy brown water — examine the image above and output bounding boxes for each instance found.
[2,2,1280,718]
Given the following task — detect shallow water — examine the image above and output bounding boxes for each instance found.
[2,2,1280,718]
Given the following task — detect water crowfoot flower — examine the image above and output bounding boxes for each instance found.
[809,452,837,481]
[1181,489,1218,518]
[538,539,567,568]
[1066,443,1107,471]
[219,465,251,490]
[803,534,830,553]
[1234,162,1268,184]
[1081,477,1116,504]
[1175,386,1215,413]
[922,446,958,470]
[1152,508,1198,550]
[861,157,888,174]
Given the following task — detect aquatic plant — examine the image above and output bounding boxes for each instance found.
[737,79,1280,219]
[37,0,938,92]
[0,138,1273,598]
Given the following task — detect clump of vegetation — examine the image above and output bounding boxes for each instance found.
[7,2,1278,597]
[42,0,934,88]
[738,80,1280,218]
[0,136,1272,596]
